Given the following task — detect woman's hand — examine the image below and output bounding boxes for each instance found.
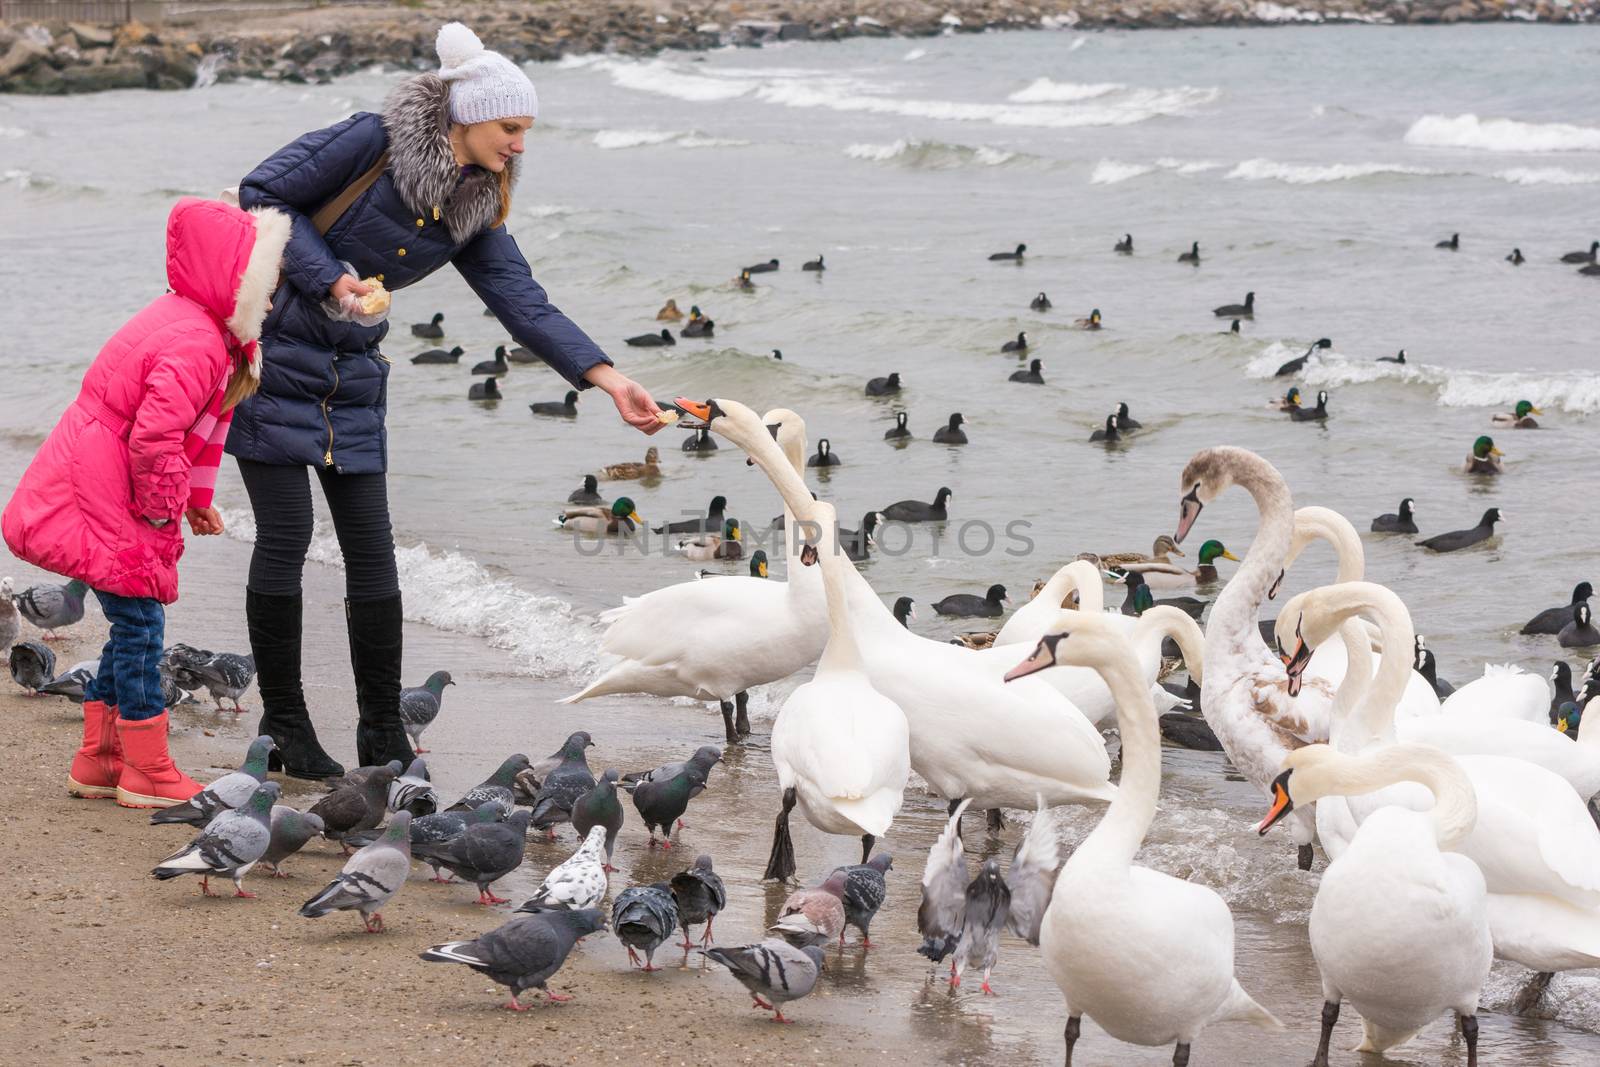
[584,364,665,435]
[185,507,225,536]
[329,274,372,301]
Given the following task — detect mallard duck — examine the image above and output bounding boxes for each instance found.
[656,299,684,321]
[1098,535,1184,572]
[1463,435,1503,475]
[734,270,754,291]
[700,549,769,581]
[1490,400,1541,429]
[682,307,714,338]
[556,497,643,536]
[677,519,743,562]
[950,631,999,650]
[600,447,661,481]
[1271,386,1302,412]
[1191,539,1240,584]
[1074,308,1102,330]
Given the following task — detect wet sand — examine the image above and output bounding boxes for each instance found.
[6,527,1600,1066]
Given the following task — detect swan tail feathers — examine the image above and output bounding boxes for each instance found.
[830,791,901,839]
[1215,980,1284,1031]
[1354,1019,1420,1054]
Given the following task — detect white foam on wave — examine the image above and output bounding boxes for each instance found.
[1227,158,1438,184]
[0,125,26,138]
[1244,344,1600,414]
[219,508,602,680]
[590,129,749,150]
[601,59,757,102]
[1091,157,1221,183]
[761,80,1217,129]
[1007,77,1123,103]
[526,203,577,218]
[844,138,1017,168]
[1405,113,1600,154]
[1494,166,1600,186]
[902,48,927,62]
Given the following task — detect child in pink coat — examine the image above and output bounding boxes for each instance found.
[2,197,290,808]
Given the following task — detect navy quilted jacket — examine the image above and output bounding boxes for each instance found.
[229,101,610,474]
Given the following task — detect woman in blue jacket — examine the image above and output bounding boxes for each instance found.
[232,23,662,778]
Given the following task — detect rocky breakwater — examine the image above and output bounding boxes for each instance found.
[2,0,1595,95]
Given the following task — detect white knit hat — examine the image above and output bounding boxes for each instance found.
[435,22,539,125]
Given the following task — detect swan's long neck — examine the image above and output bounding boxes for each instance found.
[1206,453,1294,658]
[1044,561,1101,613]
[1082,641,1162,868]
[1327,618,1374,752]
[1304,744,1477,851]
[812,511,864,671]
[1306,582,1413,747]
[1133,606,1205,684]
[1288,506,1365,583]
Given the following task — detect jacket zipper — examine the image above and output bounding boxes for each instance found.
[321,360,340,467]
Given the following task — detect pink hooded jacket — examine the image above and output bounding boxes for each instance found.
[2,198,290,603]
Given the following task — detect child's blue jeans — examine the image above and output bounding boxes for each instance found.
[81,589,166,721]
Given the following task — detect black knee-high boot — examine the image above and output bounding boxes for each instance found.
[347,594,414,768]
[247,588,344,780]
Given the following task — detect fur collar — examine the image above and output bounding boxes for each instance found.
[381,73,517,244]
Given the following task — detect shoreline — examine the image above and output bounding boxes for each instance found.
[2,0,1597,95]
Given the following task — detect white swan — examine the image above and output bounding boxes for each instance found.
[681,397,1114,812]
[766,498,911,881]
[1004,610,1280,1063]
[994,559,1103,647]
[1257,743,1491,1063]
[1441,663,1551,725]
[1173,446,1335,865]
[563,409,826,742]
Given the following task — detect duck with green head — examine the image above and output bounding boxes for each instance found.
[556,497,643,535]
[1272,386,1302,412]
[1491,400,1542,429]
[677,518,743,562]
[1463,435,1504,476]
[1193,540,1241,584]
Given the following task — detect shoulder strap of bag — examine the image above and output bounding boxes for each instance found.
[311,150,390,236]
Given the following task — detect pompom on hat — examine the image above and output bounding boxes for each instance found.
[435,22,539,125]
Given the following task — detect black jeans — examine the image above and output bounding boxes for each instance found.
[235,458,399,601]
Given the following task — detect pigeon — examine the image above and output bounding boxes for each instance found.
[346,801,508,880]
[9,640,55,693]
[1003,800,1063,948]
[519,825,609,911]
[151,781,280,897]
[771,871,847,947]
[12,578,88,638]
[399,670,453,752]
[530,732,596,837]
[447,754,531,812]
[421,907,607,1009]
[309,765,398,848]
[830,853,892,948]
[671,854,727,949]
[36,659,96,702]
[299,811,413,932]
[613,882,679,971]
[953,859,1011,994]
[413,810,533,905]
[0,578,19,651]
[388,756,438,816]
[261,806,326,877]
[150,735,276,826]
[917,799,971,963]
[571,769,625,870]
[631,766,707,849]
[161,644,255,712]
[324,760,403,794]
[702,939,826,1024]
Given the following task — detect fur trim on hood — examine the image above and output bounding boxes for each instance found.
[226,206,292,377]
[382,73,518,244]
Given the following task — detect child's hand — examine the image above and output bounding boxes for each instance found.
[185,507,224,536]
[329,275,372,301]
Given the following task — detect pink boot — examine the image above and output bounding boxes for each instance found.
[115,712,201,808]
[67,700,123,799]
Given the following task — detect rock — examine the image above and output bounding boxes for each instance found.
[59,61,149,92]
[0,35,52,80]
[68,22,114,49]
[113,20,158,49]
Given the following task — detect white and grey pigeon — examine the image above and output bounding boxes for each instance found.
[399,670,454,752]
[36,659,96,702]
[13,577,88,638]
[0,578,20,651]
[702,939,826,1023]
[412,809,533,905]
[149,735,276,827]
[194,651,256,712]
[947,799,1060,996]
[262,807,326,877]
[346,801,507,878]
[953,859,1011,995]
[518,825,609,912]
[299,810,413,932]
[612,882,678,971]
[9,640,55,694]
[917,799,971,966]
[151,781,280,897]
[421,907,608,1010]
[388,756,438,816]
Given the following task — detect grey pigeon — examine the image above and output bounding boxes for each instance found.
[670,854,727,949]
[518,825,609,911]
[161,644,255,711]
[621,745,722,792]
[299,810,413,932]
[345,801,507,879]
[12,577,88,637]
[0,578,19,651]
[9,640,55,693]
[388,756,438,816]
[953,859,1011,995]
[399,669,453,752]
[159,643,209,695]
[150,735,276,826]
[447,753,531,812]
[36,659,96,702]
[151,781,280,897]
[612,882,678,971]
[519,735,582,798]
[571,768,624,869]
[771,871,847,948]
[628,749,721,847]
[917,799,971,965]
[421,907,607,1009]
[412,809,533,905]
[309,765,398,848]
[831,852,893,948]
[701,939,825,1023]
[324,759,404,794]
[262,806,326,877]
[529,732,596,837]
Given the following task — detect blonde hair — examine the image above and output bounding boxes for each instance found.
[493,166,513,229]
[221,355,259,411]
